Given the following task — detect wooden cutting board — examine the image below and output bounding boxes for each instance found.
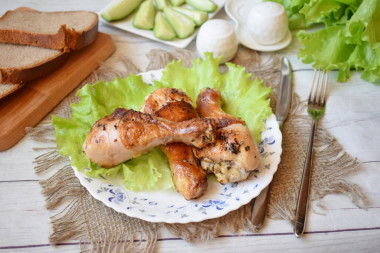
[0,32,115,151]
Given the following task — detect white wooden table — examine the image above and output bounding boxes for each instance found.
[1,1,379,252]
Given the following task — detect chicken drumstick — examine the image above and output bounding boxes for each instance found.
[141,88,208,200]
[83,108,215,168]
[194,88,260,184]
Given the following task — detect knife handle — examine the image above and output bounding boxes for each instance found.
[251,185,270,231]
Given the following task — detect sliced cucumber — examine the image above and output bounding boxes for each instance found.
[185,0,217,12]
[163,7,195,39]
[154,0,168,11]
[169,0,185,6]
[154,12,176,40]
[133,0,156,30]
[101,0,143,21]
[172,6,208,26]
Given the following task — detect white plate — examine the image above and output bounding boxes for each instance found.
[74,69,282,223]
[225,0,292,52]
[99,0,227,48]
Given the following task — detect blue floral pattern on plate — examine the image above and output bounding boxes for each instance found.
[73,70,282,224]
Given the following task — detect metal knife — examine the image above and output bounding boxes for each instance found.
[251,57,293,231]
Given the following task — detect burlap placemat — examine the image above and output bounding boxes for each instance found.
[28,46,368,252]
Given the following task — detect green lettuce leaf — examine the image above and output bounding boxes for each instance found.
[297,0,380,83]
[267,0,363,30]
[301,0,362,26]
[345,0,380,48]
[297,26,355,81]
[52,54,272,191]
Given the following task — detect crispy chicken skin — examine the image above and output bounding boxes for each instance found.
[141,87,194,114]
[83,108,215,168]
[194,88,260,184]
[142,88,208,200]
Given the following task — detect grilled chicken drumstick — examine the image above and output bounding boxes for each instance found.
[141,88,208,200]
[194,88,260,184]
[83,108,215,168]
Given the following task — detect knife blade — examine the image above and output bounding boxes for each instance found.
[275,57,293,129]
[251,57,293,231]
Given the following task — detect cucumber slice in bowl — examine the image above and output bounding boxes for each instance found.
[163,6,195,39]
[171,6,208,26]
[133,0,156,30]
[185,0,217,12]
[169,0,185,6]
[154,12,176,40]
[101,0,143,21]
[154,0,169,11]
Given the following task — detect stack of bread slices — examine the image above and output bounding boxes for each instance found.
[0,7,98,99]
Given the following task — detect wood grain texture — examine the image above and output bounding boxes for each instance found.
[0,33,115,151]
[1,1,380,252]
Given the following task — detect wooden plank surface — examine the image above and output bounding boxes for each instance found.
[1,1,380,252]
[0,33,115,151]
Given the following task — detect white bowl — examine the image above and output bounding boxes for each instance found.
[196,19,238,63]
[247,2,288,45]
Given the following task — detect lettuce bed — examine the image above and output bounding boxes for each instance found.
[52,54,272,191]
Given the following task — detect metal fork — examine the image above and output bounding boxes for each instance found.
[294,69,329,238]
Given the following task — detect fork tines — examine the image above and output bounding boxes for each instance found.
[308,69,329,106]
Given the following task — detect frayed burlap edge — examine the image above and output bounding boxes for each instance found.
[28,46,368,252]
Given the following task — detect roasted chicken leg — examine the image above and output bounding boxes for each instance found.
[194,88,260,184]
[83,108,215,168]
[142,88,208,200]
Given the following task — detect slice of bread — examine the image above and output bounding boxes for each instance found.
[0,83,23,100]
[0,43,69,84]
[0,9,98,51]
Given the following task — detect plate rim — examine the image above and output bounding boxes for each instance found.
[239,29,292,52]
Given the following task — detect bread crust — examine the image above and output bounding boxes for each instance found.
[0,83,23,100]
[0,10,99,52]
[0,51,69,84]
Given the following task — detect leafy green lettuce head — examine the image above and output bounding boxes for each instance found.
[52,53,272,191]
[297,0,380,82]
